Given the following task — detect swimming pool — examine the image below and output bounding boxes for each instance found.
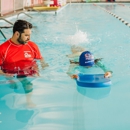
[1,3,130,130]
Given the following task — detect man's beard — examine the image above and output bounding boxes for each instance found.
[17,33,28,45]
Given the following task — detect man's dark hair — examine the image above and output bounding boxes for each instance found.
[13,20,32,34]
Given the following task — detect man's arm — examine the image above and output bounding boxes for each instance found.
[40,57,49,69]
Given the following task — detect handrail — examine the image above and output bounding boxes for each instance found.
[17,11,33,19]
[0,18,13,25]
[0,29,6,39]
[0,18,13,39]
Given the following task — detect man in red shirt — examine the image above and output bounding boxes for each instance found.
[0,19,48,77]
[0,20,48,107]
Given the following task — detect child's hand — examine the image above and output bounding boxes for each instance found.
[104,72,112,78]
[71,74,78,79]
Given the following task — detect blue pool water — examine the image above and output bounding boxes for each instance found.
[1,3,130,130]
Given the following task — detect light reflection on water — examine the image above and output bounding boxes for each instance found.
[1,3,130,130]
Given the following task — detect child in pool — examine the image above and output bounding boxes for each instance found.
[66,45,85,63]
[67,50,112,79]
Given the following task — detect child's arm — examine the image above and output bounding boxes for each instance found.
[67,64,79,78]
[71,74,78,79]
[66,52,82,58]
[95,60,113,78]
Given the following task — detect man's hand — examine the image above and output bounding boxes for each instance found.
[5,73,15,77]
[0,70,14,77]
[40,57,49,69]
[41,62,49,69]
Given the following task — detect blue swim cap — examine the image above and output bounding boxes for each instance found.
[79,51,94,67]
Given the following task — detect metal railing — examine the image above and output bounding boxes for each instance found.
[0,17,13,39]
[17,11,33,19]
[0,0,61,39]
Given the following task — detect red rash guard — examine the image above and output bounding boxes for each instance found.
[0,39,42,76]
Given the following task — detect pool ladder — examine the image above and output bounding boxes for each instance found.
[0,12,32,39]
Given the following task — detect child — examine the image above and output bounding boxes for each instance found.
[67,50,112,79]
[66,45,85,63]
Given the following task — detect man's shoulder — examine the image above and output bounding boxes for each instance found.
[27,41,39,48]
[0,40,10,48]
[28,41,36,45]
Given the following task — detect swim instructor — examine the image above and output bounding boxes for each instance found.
[0,19,48,107]
[0,19,48,77]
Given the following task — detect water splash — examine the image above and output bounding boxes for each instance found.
[67,30,89,45]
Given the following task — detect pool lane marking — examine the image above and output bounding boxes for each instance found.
[93,3,130,28]
[118,3,130,8]
[118,3,125,6]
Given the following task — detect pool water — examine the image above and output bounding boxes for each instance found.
[1,3,130,130]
